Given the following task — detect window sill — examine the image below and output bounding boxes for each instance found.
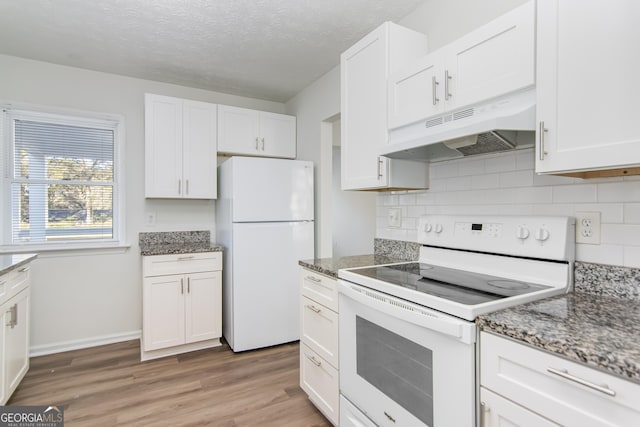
[0,242,131,257]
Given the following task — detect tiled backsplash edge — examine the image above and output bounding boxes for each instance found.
[139,230,210,247]
[574,261,640,301]
[374,238,420,261]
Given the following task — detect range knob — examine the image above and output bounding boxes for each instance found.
[516,226,530,240]
[535,228,550,242]
[434,224,443,234]
[424,223,433,233]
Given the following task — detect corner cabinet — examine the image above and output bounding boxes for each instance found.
[141,252,222,361]
[0,263,32,405]
[341,22,430,191]
[299,268,339,426]
[536,0,640,177]
[480,332,640,426]
[145,94,218,199]
[217,105,296,159]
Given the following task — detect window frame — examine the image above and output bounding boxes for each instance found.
[1,103,126,252]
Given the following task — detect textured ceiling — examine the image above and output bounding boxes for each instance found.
[0,0,425,102]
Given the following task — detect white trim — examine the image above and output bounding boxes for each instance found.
[0,242,131,256]
[29,330,142,357]
[140,338,222,361]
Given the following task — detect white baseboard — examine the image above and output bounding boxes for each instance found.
[29,330,142,357]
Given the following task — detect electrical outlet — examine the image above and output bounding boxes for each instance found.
[388,208,402,228]
[575,211,600,244]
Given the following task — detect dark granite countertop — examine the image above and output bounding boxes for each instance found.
[139,231,223,256]
[477,291,640,384]
[299,254,404,278]
[0,253,37,276]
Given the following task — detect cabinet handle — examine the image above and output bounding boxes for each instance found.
[181,278,184,295]
[178,179,182,195]
[261,137,265,151]
[177,256,195,261]
[547,367,616,397]
[377,157,384,179]
[432,76,440,105]
[186,179,189,195]
[187,277,190,293]
[480,402,488,427]
[445,70,452,101]
[6,304,17,328]
[306,354,321,367]
[306,304,321,314]
[305,275,321,283]
[18,266,30,273]
[255,137,259,150]
[539,121,548,160]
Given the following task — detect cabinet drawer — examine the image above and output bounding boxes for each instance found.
[300,344,339,426]
[301,295,338,368]
[481,332,640,427]
[143,252,222,277]
[300,269,338,312]
[0,264,31,305]
[480,387,559,427]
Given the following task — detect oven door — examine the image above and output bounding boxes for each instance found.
[339,280,476,427]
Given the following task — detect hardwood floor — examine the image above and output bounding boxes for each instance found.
[8,340,332,427]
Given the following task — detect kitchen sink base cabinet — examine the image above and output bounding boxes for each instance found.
[0,262,32,405]
[141,252,222,361]
[299,268,339,425]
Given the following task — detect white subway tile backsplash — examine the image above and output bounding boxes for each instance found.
[598,182,640,202]
[376,149,640,266]
[499,170,534,188]
[624,203,640,224]
[485,153,516,173]
[552,184,597,203]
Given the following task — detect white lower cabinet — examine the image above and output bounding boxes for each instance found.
[0,263,32,405]
[142,252,222,361]
[299,268,339,425]
[481,331,640,427]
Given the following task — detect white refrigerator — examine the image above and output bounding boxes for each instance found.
[216,156,314,352]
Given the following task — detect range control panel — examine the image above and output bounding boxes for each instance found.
[417,215,575,261]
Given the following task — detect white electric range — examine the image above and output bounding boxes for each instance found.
[338,215,575,427]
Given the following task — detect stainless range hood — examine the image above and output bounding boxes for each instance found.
[383,88,536,161]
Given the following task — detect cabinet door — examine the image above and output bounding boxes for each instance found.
[185,271,221,344]
[217,105,260,156]
[341,24,389,190]
[259,112,296,158]
[536,0,640,174]
[143,275,185,351]
[0,301,7,405]
[145,94,183,198]
[388,51,444,130]
[182,100,217,199]
[5,288,29,399]
[481,388,560,427]
[446,0,535,111]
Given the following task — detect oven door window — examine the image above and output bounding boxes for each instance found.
[356,316,433,426]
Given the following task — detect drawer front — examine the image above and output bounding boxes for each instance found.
[300,344,339,426]
[300,269,338,312]
[143,252,222,277]
[301,295,339,368]
[0,264,31,305]
[481,332,640,427]
[480,387,560,427]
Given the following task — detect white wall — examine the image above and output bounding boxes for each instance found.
[0,54,286,353]
[377,148,640,268]
[285,67,341,257]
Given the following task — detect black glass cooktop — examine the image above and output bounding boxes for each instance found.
[352,262,551,306]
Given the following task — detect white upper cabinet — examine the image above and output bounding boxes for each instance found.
[217,105,296,159]
[145,94,217,199]
[536,0,640,177]
[341,21,430,191]
[388,1,535,131]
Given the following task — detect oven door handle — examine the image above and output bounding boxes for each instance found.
[340,282,474,344]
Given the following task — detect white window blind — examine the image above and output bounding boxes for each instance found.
[4,109,120,247]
